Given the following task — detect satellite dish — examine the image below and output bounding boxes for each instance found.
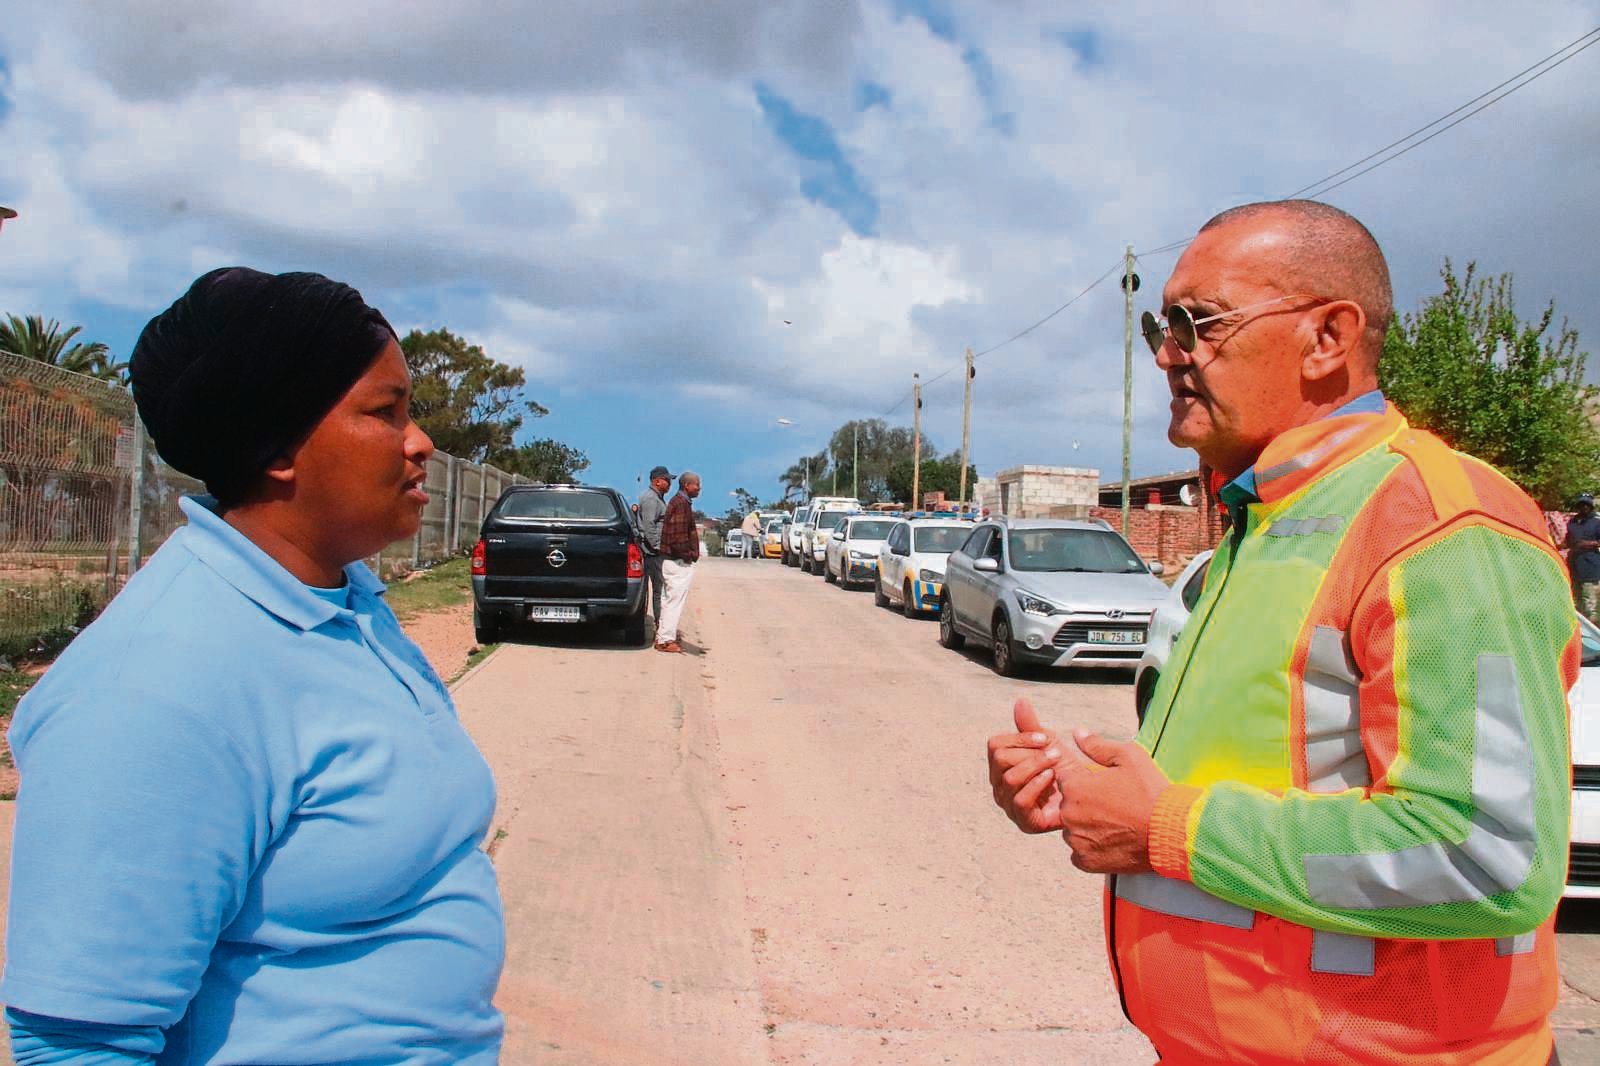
[1178,482,1199,506]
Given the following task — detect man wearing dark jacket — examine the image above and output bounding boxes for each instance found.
[634,466,671,621]
[655,471,701,653]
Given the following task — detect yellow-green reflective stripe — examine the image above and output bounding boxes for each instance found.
[1304,655,1534,908]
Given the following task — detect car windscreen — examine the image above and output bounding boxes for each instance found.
[496,489,620,521]
[1006,529,1147,573]
[816,511,849,531]
[766,519,785,532]
[913,526,969,553]
[848,520,896,540]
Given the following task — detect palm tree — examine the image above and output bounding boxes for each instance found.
[0,314,126,382]
[779,450,830,501]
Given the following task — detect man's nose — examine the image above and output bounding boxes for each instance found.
[1152,335,1190,371]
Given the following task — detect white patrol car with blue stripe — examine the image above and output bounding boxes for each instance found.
[874,514,977,617]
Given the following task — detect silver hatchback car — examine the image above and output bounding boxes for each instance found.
[938,518,1168,676]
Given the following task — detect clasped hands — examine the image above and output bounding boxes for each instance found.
[985,697,1169,874]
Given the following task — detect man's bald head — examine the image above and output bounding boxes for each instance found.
[1200,199,1392,366]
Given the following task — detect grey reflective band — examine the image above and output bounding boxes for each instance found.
[1310,930,1376,975]
[1304,655,1535,908]
[1116,873,1256,929]
[1495,932,1536,957]
[1303,626,1370,792]
[1255,426,1366,488]
[1266,515,1346,538]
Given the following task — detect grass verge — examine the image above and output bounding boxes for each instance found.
[451,642,499,684]
[0,670,38,799]
[385,558,475,622]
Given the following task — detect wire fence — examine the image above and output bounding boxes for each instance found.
[0,353,525,658]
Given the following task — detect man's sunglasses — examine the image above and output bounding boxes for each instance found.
[1140,294,1324,356]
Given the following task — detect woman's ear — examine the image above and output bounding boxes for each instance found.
[260,453,296,486]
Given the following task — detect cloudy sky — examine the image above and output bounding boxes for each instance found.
[3,1,1598,510]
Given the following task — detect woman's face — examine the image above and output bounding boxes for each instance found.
[288,338,434,562]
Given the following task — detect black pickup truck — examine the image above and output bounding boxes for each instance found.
[470,483,647,646]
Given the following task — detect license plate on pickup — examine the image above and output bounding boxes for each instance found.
[1087,629,1144,644]
[529,605,582,623]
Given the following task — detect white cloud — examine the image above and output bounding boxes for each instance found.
[2,0,1598,490]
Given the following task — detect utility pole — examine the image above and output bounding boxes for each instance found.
[852,423,859,499]
[1121,244,1135,539]
[959,346,974,507]
[911,373,922,510]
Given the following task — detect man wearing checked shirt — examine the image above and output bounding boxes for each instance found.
[988,200,1575,1064]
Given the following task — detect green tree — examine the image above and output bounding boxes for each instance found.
[885,452,977,507]
[731,487,760,514]
[825,419,928,503]
[491,438,590,483]
[779,450,831,501]
[400,328,548,462]
[0,314,125,381]
[1381,261,1599,508]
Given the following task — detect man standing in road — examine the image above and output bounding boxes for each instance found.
[656,471,701,653]
[740,509,762,560]
[988,201,1575,1064]
[636,466,671,623]
[1567,492,1600,624]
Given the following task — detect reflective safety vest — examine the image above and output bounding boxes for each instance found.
[1117,404,1577,1065]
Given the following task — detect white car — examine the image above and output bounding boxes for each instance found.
[876,516,974,617]
[803,507,854,574]
[784,505,812,566]
[1132,549,1600,903]
[824,515,899,589]
[1570,613,1600,901]
[723,531,745,557]
[1133,550,1214,722]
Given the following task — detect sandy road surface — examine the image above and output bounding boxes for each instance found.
[461,556,1600,1065]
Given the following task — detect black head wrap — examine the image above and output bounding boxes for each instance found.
[129,267,395,503]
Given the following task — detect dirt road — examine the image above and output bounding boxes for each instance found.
[451,557,1598,1064]
[0,555,1596,1062]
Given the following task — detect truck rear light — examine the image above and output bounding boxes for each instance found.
[471,539,487,576]
[627,542,644,578]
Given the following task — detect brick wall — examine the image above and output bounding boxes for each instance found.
[1089,504,1225,569]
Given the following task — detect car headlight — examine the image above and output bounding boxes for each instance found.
[918,569,943,582]
[1015,590,1065,617]
[849,549,870,559]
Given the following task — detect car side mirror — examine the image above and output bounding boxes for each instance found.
[1147,560,1165,577]
[974,557,1001,573]
[896,544,910,556]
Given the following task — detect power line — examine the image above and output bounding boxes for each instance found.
[1295,30,1600,200]
[1289,25,1600,200]
[871,25,1600,428]
[973,258,1125,358]
[1135,24,1600,261]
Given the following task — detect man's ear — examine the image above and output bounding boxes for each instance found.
[1303,300,1365,383]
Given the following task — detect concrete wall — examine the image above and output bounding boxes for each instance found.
[994,466,1099,519]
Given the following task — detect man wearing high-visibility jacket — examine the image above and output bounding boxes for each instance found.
[987,200,1575,1065]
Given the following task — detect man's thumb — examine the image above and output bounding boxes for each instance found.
[1073,730,1125,767]
[1014,698,1043,734]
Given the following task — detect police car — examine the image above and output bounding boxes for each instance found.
[824,514,899,589]
[875,514,975,617]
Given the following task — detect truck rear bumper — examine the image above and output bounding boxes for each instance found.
[472,576,645,624]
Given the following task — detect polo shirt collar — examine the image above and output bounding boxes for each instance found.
[1222,390,1403,507]
[177,496,387,631]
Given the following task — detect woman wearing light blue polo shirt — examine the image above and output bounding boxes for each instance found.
[3,269,505,1063]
